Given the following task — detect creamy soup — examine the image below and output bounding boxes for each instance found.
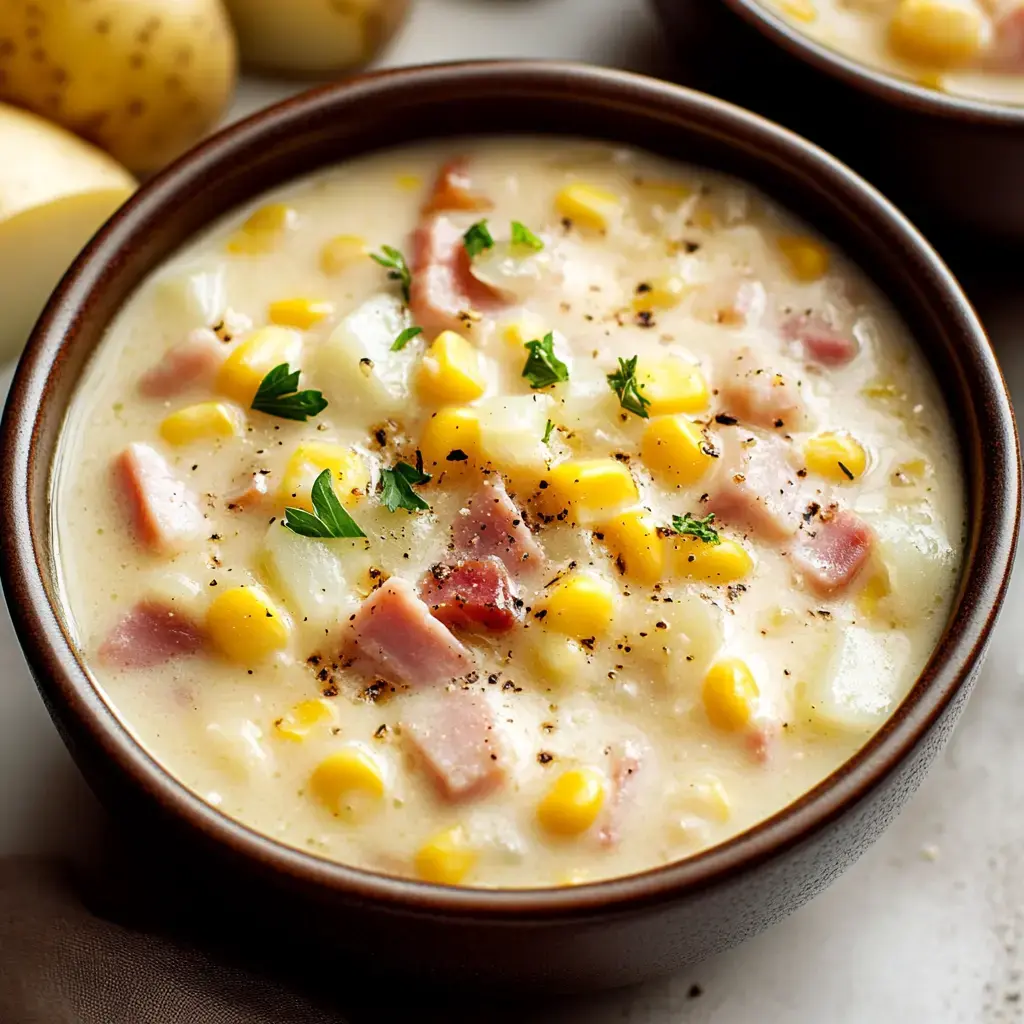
[766,0,1024,104]
[54,139,964,888]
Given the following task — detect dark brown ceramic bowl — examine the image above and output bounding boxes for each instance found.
[0,61,1018,992]
[651,0,1024,241]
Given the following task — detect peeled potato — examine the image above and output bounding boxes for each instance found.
[0,103,135,361]
[223,0,409,76]
[0,0,237,175]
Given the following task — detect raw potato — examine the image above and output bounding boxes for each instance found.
[223,0,409,76]
[0,0,237,175]
[0,103,135,361]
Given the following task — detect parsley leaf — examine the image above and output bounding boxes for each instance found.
[542,419,555,445]
[463,220,495,259]
[522,332,569,389]
[380,460,431,513]
[370,245,411,303]
[391,326,423,352]
[671,512,721,545]
[607,355,650,419]
[284,469,365,539]
[511,221,544,251]
[251,363,328,422]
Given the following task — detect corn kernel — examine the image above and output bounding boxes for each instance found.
[856,570,892,619]
[888,0,983,67]
[320,234,367,275]
[674,536,754,584]
[501,314,548,351]
[526,633,590,687]
[415,826,476,885]
[702,658,759,732]
[417,330,487,404]
[268,298,334,330]
[554,183,622,233]
[633,276,688,313]
[537,768,607,837]
[777,235,830,282]
[310,745,385,816]
[206,585,290,664]
[780,0,817,22]
[686,775,732,822]
[804,431,867,482]
[159,401,244,446]
[543,459,638,520]
[274,699,334,741]
[641,416,714,487]
[557,868,593,886]
[537,573,617,640]
[638,358,708,417]
[396,173,423,192]
[597,508,664,586]
[217,326,302,405]
[279,442,369,511]
[419,406,481,474]
[226,203,297,255]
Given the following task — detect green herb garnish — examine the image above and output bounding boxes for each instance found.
[511,221,544,251]
[370,245,412,303]
[542,419,555,445]
[522,332,569,389]
[671,512,721,545]
[380,460,431,513]
[284,469,365,539]
[251,363,328,422]
[463,220,495,259]
[391,326,423,352]
[607,355,650,419]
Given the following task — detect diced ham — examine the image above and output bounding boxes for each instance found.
[745,720,778,764]
[452,477,544,575]
[598,742,644,847]
[402,689,504,802]
[706,433,807,541]
[137,328,226,399]
[98,600,206,668]
[792,510,873,595]
[718,348,805,431]
[783,314,859,368]
[420,558,521,633]
[409,215,509,333]
[347,577,472,687]
[421,157,493,215]
[226,470,270,511]
[989,3,1024,70]
[112,443,205,555]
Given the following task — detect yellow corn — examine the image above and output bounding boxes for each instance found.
[804,431,867,482]
[888,0,983,67]
[554,183,622,232]
[674,535,754,584]
[856,570,892,619]
[596,508,664,586]
[777,235,830,282]
[686,775,732,822]
[419,406,481,473]
[320,234,367,275]
[416,330,487,404]
[537,768,606,837]
[226,203,297,255]
[702,658,759,732]
[641,415,714,488]
[415,826,476,885]
[274,699,334,741]
[159,401,244,446]
[396,173,423,192]
[536,573,617,640]
[635,358,708,416]
[206,585,291,664]
[279,442,369,511]
[501,314,548,351]
[543,458,638,519]
[633,276,689,313]
[780,0,817,22]
[310,745,385,815]
[268,298,334,330]
[217,326,303,405]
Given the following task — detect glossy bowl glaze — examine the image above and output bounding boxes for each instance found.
[0,62,1018,991]
[651,0,1024,241]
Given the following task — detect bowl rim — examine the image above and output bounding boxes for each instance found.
[0,59,1018,921]
[720,0,1024,126]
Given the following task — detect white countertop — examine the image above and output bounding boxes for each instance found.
[2,1,1022,1019]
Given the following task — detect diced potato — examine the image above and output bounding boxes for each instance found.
[555,183,622,233]
[524,633,592,688]
[672,536,754,584]
[537,768,607,837]
[777,235,830,282]
[596,508,664,585]
[268,298,334,330]
[151,264,226,338]
[310,745,386,818]
[675,773,732,823]
[416,330,487,405]
[804,431,867,482]
[637,358,708,416]
[278,442,369,511]
[475,394,554,476]
[217,325,303,405]
[206,585,291,664]
[641,416,714,487]
[320,234,367,275]
[159,401,245,446]
[888,0,983,67]
[542,458,638,523]
[702,658,759,732]
[632,276,688,313]
[274,699,334,741]
[415,825,477,885]
[536,573,617,640]
[226,203,297,255]
[143,571,207,619]
[204,719,272,783]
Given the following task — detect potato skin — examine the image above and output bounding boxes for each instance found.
[0,0,238,175]
[223,0,410,77]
